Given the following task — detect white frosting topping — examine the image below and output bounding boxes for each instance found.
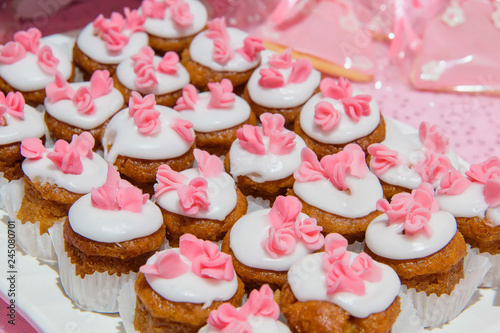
[365,211,457,260]
[76,22,148,65]
[246,64,321,109]
[102,105,194,163]
[144,248,238,304]
[228,130,307,183]
[0,105,45,145]
[293,172,384,218]
[288,252,400,318]
[115,56,190,95]
[189,28,260,72]
[0,39,72,91]
[68,194,163,243]
[199,316,290,333]
[155,168,237,220]
[229,209,317,271]
[21,150,108,194]
[141,0,208,38]
[299,91,381,144]
[44,82,124,130]
[176,92,251,132]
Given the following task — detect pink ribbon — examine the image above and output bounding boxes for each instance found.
[193,149,223,178]
[207,79,235,109]
[0,92,25,125]
[174,84,199,111]
[20,137,46,160]
[46,132,95,175]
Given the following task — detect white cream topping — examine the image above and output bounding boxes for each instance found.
[115,56,190,95]
[229,209,317,271]
[68,194,163,243]
[198,316,290,333]
[365,211,457,260]
[189,28,260,72]
[299,92,381,144]
[246,64,321,109]
[176,92,251,132]
[21,150,108,194]
[228,131,307,183]
[155,168,237,220]
[0,105,46,145]
[102,105,194,163]
[0,40,72,91]
[141,0,208,38]
[144,248,238,304]
[44,82,124,130]
[293,172,383,218]
[76,23,148,65]
[288,252,400,318]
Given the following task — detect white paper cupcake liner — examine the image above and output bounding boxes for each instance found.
[469,248,500,287]
[117,279,140,333]
[246,195,271,213]
[392,291,424,333]
[403,246,491,328]
[1,177,23,220]
[0,172,9,213]
[50,222,138,313]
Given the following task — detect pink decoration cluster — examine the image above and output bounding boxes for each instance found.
[294,145,368,191]
[0,92,25,126]
[236,113,297,155]
[437,167,471,196]
[141,0,194,27]
[131,46,180,91]
[207,284,280,332]
[93,8,145,52]
[140,233,234,281]
[128,92,161,135]
[0,28,59,75]
[466,157,500,208]
[263,196,324,258]
[367,144,402,176]
[91,164,149,213]
[175,79,236,110]
[174,84,199,111]
[46,70,113,116]
[377,182,439,237]
[259,48,313,89]
[322,233,382,296]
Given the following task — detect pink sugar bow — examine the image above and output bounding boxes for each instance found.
[484,174,500,208]
[93,9,144,52]
[237,36,265,62]
[72,86,96,115]
[260,113,297,155]
[314,101,340,132]
[171,0,194,27]
[466,157,500,184]
[20,137,46,159]
[404,205,432,237]
[135,64,158,91]
[368,143,401,176]
[419,122,449,155]
[0,42,27,64]
[294,148,325,182]
[413,151,452,184]
[90,70,113,98]
[322,233,350,271]
[207,79,235,109]
[103,29,129,53]
[174,84,199,111]
[13,28,41,54]
[320,144,368,191]
[194,149,223,178]
[45,72,74,103]
[141,0,167,19]
[154,164,188,198]
[207,304,250,333]
[261,112,285,136]
[140,250,189,279]
[172,118,194,142]
[351,252,382,282]
[326,260,366,296]
[128,92,161,135]
[258,67,285,88]
[0,91,25,125]
[206,18,234,64]
[268,48,293,69]
[287,58,313,84]
[37,45,59,75]
[124,7,146,33]
[131,46,155,65]
[157,51,179,75]
[466,158,500,208]
[268,195,302,229]
[46,132,95,175]
[438,167,471,195]
[237,125,266,155]
[376,192,414,225]
[177,177,210,215]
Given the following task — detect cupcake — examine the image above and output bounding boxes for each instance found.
[140,0,208,54]
[0,27,74,106]
[294,77,385,159]
[174,79,257,156]
[221,195,324,292]
[244,48,321,126]
[73,8,149,79]
[290,145,384,243]
[281,233,402,332]
[181,17,265,91]
[15,132,108,260]
[154,148,247,246]
[224,112,307,201]
[133,233,245,332]
[199,284,290,333]
[44,70,124,147]
[114,46,190,107]
[51,163,165,312]
[102,92,195,192]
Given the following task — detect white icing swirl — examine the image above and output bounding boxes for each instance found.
[141,0,208,38]
[189,28,260,72]
[44,82,124,130]
[0,105,46,145]
[287,252,400,318]
[0,40,72,91]
[155,168,237,220]
[199,316,290,333]
[229,209,318,271]
[76,23,148,65]
[68,194,163,243]
[102,105,194,163]
[365,211,457,260]
[115,56,190,95]
[299,91,381,144]
[246,65,321,108]
[176,92,251,132]
[144,248,238,304]
[228,130,307,183]
[293,172,383,218]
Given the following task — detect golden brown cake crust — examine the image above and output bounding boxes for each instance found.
[147,33,197,54]
[365,231,467,296]
[0,142,25,181]
[134,272,245,333]
[457,215,500,255]
[73,44,117,80]
[279,282,401,333]
[294,114,386,160]
[63,220,166,277]
[161,187,248,247]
